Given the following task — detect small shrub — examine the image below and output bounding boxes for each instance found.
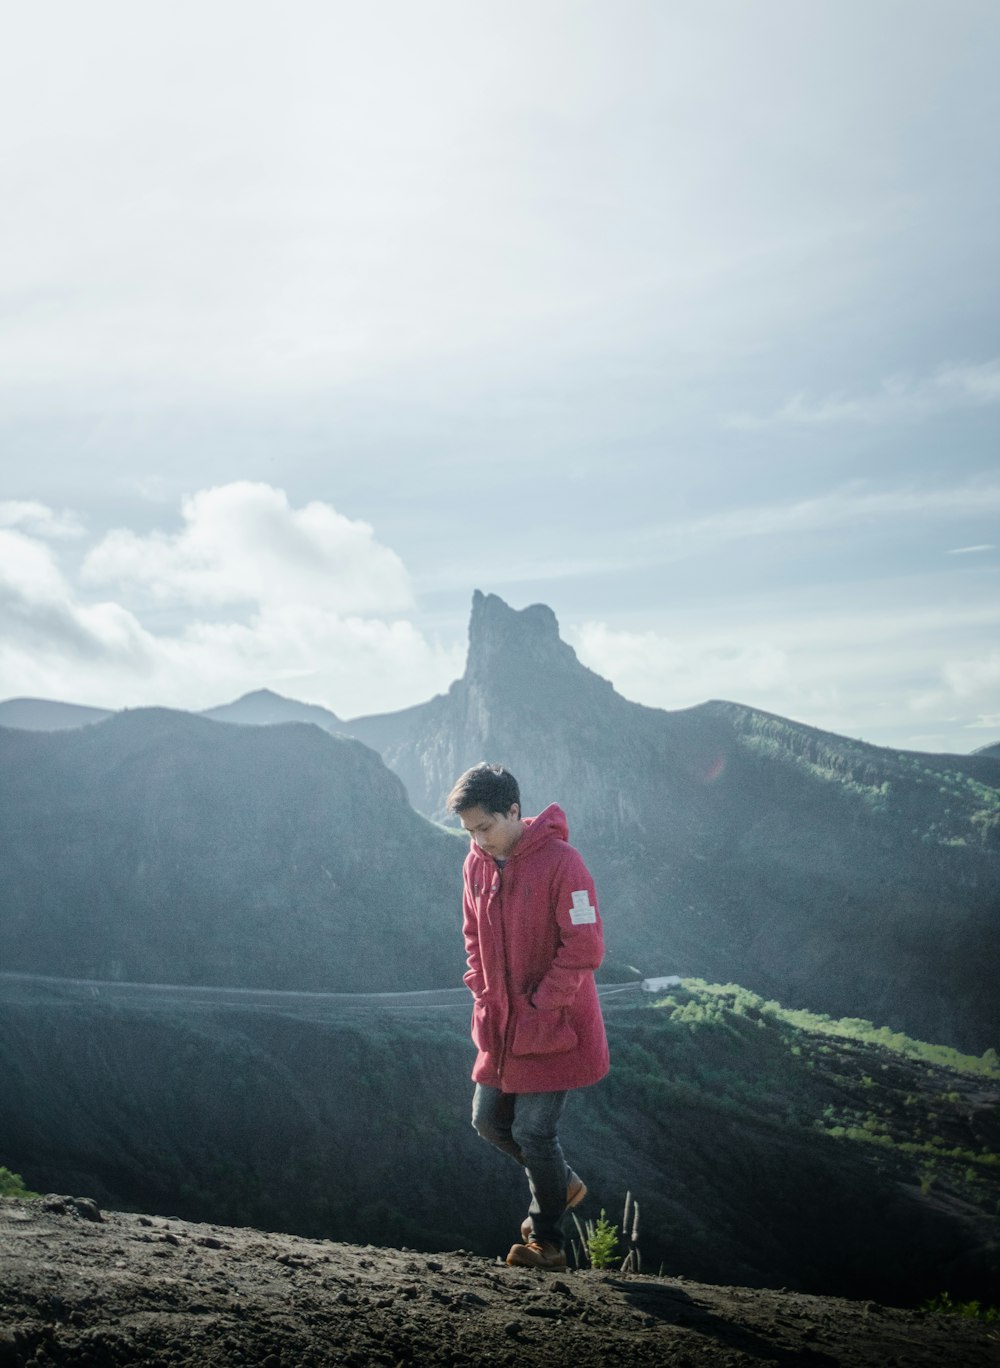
[587,1211,620,1269]
[0,1166,38,1199]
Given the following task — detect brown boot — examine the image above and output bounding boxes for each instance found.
[506,1240,567,1270]
[520,1173,587,1243]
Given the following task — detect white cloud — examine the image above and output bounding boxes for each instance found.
[569,619,838,727]
[151,606,463,718]
[570,621,794,704]
[81,483,413,614]
[947,544,996,556]
[728,357,1000,429]
[942,650,1000,701]
[968,714,1000,734]
[0,491,462,716]
[0,500,84,539]
[0,528,155,668]
[568,597,1000,751]
[907,650,1000,743]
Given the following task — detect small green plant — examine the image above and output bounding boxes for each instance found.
[924,1291,1000,1322]
[571,1191,643,1272]
[0,1166,38,1199]
[586,1210,620,1269]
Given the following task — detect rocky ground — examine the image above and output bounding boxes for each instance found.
[1,1197,997,1368]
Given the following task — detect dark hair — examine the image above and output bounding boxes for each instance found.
[446,763,520,817]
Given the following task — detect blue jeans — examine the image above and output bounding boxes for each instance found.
[472,1084,570,1249]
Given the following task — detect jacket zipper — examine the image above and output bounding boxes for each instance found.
[493,863,512,1089]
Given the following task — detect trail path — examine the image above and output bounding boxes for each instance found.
[0,972,643,1021]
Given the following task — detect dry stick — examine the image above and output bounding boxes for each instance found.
[571,1213,590,1267]
[619,1195,642,1273]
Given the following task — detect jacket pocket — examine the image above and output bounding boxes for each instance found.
[471,999,493,1052]
[510,1006,578,1057]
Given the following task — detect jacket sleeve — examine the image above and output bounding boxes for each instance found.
[461,863,487,1000]
[529,849,604,1011]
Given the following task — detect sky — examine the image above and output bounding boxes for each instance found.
[1,0,998,752]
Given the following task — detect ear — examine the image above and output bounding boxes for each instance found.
[509,803,520,820]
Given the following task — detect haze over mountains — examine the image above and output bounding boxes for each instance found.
[0,711,464,992]
[2,591,998,1308]
[2,591,998,1051]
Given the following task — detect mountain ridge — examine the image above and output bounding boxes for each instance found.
[201,687,343,730]
[1,592,997,1049]
[338,593,1000,1052]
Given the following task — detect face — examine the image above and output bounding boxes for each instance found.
[458,803,524,859]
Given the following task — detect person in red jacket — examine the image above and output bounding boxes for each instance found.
[446,762,610,1271]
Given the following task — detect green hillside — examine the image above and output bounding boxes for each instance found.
[599,981,1000,1297]
[2,978,996,1305]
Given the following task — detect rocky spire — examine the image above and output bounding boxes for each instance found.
[464,590,613,705]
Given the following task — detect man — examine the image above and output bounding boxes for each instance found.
[446,762,609,1271]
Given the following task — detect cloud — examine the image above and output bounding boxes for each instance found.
[942,650,1000,701]
[151,606,463,718]
[946,544,996,556]
[728,357,1000,429]
[0,500,84,539]
[907,649,1000,741]
[81,482,413,614]
[454,480,1000,596]
[567,596,1000,751]
[968,714,1000,734]
[568,619,834,725]
[0,491,462,716]
[570,621,793,700]
[0,528,154,668]
[605,481,1000,575]
[678,481,1000,547]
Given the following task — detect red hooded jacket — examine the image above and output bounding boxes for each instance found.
[461,803,610,1094]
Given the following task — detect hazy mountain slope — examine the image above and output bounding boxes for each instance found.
[1,975,996,1305]
[0,710,465,991]
[2,596,996,1048]
[0,687,347,734]
[0,697,113,730]
[202,688,343,730]
[343,592,1000,1052]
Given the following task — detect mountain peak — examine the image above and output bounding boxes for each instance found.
[470,589,560,637]
[466,591,591,692]
[202,690,342,728]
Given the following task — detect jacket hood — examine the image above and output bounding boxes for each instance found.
[466,802,569,867]
[517,802,569,853]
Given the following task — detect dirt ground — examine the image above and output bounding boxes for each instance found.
[1,1197,997,1368]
